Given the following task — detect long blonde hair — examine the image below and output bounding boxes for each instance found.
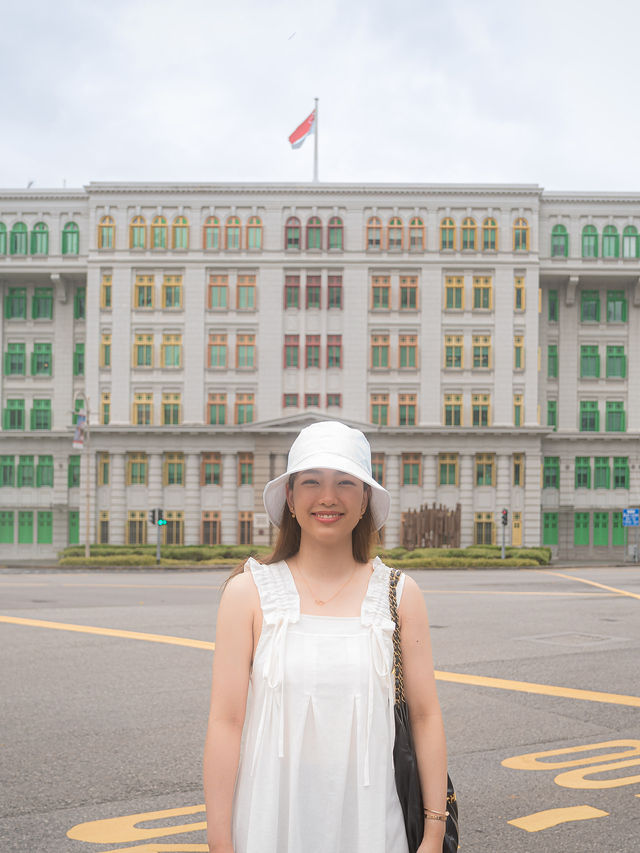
[226,475,377,583]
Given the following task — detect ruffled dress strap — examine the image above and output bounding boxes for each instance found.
[243,558,299,772]
[243,557,300,624]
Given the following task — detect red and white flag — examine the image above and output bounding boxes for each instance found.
[288,110,316,149]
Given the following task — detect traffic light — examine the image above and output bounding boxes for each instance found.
[501,508,508,526]
[157,509,167,526]
[150,509,156,524]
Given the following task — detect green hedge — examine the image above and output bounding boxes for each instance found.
[58,543,550,568]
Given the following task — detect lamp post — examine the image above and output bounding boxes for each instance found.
[73,393,91,560]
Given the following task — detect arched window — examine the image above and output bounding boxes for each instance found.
[172,216,189,249]
[550,224,568,258]
[246,216,262,250]
[61,222,79,255]
[30,222,49,255]
[461,217,477,251]
[306,216,322,250]
[0,222,6,255]
[98,216,115,250]
[602,224,619,258]
[482,218,497,251]
[387,217,403,250]
[129,216,146,249]
[151,216,167,249]
[225,216,241,250]
[582,225,598,258]
[203,216,220,250]
[408,217,425,251]
[366,216,382,250]
[440,217,455,251]
[622,225,639,259]
[285,216,301,250]
[328,216,343,250]
[10,222,28,255]
[513,218,529,251]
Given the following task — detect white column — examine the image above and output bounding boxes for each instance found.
[221,453,237,544]
[385,453,401,548]
[184,452,200,544]
[148,452,163,517]
[524,449,542,546]
[496,454,511,544]
[459,453,474,546]
[422,452,437,506]
[110,452,126,544]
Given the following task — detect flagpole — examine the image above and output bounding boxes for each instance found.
[313,97,319,183]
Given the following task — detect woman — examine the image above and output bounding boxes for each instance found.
[203,421,447,853]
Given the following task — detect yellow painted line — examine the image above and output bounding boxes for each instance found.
[0,581,223,590]
[539,570,640,601]
[0,615,214,650]
[508,805,608,832]
[4,614,640,708]
[418,588,613,597]
[434,670,640,708]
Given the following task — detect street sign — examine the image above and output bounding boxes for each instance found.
[622,508,639,527]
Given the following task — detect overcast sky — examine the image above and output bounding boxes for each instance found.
[2,0,639,192]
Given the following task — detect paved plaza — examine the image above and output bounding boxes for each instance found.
[1,566,639,853]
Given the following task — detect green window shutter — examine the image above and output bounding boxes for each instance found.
[0,456,15,487]
[18,511,34,544]
[612,513,625,546]
[0,511,14,543]
[593,512,609,546]
[37,511,53,544]
[547,400,557,429]
[574,512,590,546]
[542,512,559,545]
[68,511,80,545]
[575,457,591,489]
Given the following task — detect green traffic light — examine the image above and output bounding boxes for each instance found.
[157,519,167,526]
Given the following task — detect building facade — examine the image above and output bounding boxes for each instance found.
[1,182,638,560]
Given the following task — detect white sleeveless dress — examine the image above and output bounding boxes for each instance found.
[231,556,409,853]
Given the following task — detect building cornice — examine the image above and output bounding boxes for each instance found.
[541,192,640,205]
[84,181,542,200]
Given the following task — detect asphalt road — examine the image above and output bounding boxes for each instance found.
[1,566,639,853]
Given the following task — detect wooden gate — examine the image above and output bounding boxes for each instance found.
[401,503,461,549]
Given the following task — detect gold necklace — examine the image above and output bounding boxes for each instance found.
[294,564,358,606]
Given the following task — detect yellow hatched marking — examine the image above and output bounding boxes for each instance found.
[539,570,640,601]
[0,615,214,651]
[508,805,608,832]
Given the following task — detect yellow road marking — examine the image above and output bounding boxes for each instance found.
[434,670,640,708]
[97,847,208,852]
[0,615,214,651]
[539,570,640,601]
[508,805,608,832]
[418,588,614,597]
[4,614,640,708]
[68,805,206,843]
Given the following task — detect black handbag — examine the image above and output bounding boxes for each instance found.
[389,569,459,853]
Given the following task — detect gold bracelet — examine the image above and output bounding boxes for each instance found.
[424,813,447,822]
[424,807,449,817]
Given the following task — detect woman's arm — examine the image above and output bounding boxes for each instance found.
[398,575,448,853]
[203,571,259,853]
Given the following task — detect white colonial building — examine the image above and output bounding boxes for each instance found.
[1,182,639,560]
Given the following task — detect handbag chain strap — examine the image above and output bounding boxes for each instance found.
[388,569,405,705]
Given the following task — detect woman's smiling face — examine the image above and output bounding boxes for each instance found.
[286,468,368,540]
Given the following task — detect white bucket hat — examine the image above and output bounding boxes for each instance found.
[262,421,391,530]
